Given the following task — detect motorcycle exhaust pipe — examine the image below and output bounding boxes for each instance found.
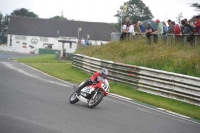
[77,95,88,104]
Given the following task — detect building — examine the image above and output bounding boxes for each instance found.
[7,16,118,54]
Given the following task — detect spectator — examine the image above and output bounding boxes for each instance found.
[138,21,145,33]
[125,18,131,27]
[152,19,163,37]
[81,38,85,45]
[85,40,89,46]
[171,21,181,43]
[180,20,194,45]
[172,21,181,34]
[127,23,135,39]
[194,16,200,34]
[120,22,127,40]
[145,22,157,44]
[133,22,141,34]
[184,18,188,24]
[167,19,173,33]
[162,21,167,37]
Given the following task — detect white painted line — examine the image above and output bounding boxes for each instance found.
[165,110,190,119]
[21,63,74,86]
[108,94,199,125]
[1,62,70,87]
[157,108,165,111]
[109,93,132,100]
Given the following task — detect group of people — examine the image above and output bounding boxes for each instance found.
[120,18,144,40]
[120,16,200,45]
[78,38,90,46]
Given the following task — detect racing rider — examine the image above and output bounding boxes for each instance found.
[76,68,109,95]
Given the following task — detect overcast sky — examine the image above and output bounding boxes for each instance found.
[0,0,199,23]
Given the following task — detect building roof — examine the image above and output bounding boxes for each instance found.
[8,16,118,41]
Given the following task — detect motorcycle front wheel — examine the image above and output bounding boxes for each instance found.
[69,92,79,104]
[88,92,104,108]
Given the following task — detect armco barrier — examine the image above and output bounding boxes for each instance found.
[73,54,200,106]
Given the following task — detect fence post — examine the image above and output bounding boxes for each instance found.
[195,34,197,47]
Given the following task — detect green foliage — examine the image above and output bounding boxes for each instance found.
[115,0,154,23]
[50,15,67,20]
[0,12,3,31]
[11,8,38,18]
[176,12,183,24]
[191,3,200,12]
[16,54,69,63]
[112,23,121,32]
[76,41,200,78]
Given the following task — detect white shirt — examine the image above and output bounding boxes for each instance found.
[81,39,85,45]
[128,25,135,35]
[123,25,127,32]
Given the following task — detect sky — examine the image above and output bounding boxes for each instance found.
[0,0,199,23]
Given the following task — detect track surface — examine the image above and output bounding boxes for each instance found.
[0,52,199,133]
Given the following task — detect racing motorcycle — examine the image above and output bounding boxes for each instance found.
[69,76,109,108]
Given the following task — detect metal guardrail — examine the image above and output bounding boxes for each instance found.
[72,54,200,106]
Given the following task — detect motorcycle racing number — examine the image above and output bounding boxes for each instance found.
[85,88,90,93]
[102,83,108,91]
[81,87,94,94]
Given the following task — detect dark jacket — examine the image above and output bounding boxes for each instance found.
[167,25,173,33]
[182,24,193,34]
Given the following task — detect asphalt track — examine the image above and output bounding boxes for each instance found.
[0,52,199,133]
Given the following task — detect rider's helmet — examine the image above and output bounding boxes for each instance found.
[100,68,108,79]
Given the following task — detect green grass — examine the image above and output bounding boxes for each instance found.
[16,54,69,63]
[76,41,200,77]
[16,54,200,121]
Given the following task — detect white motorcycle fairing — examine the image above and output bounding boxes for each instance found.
[76,86,95,104]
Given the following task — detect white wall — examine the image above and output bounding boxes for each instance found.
[6,34,110,54]
[88,40,109,45]
[7,34,78,54]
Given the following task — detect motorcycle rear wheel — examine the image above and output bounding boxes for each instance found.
[88,92,104,108]
[69,92,79,104]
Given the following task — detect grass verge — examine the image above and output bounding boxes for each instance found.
[16,54,200,120]
[76,41,200,77]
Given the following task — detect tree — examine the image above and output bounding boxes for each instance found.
[0,12,3,32]
[191,3,200,12]
[115,0,154,23]
[50,15,67,20]
[10,8,38,18]
[0,14,9,32]
[113,23,121,32]
[176,12,183,24]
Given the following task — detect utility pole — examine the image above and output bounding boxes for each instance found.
[61,9,63,18]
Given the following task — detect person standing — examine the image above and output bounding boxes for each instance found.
[180,20,194,45]
[151,19,163,43]
[138,21,145,33]
[120,22,127,41]
[133,22,141,34]
[194,16,200,34]
[81,38,85,46]
[167,19,173,33]
[127,23,135,40]
[152,19,163,35]
[125,18,131,27]
[145,22,156,44]
[171,21,181,43]
[162,22,167,36]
